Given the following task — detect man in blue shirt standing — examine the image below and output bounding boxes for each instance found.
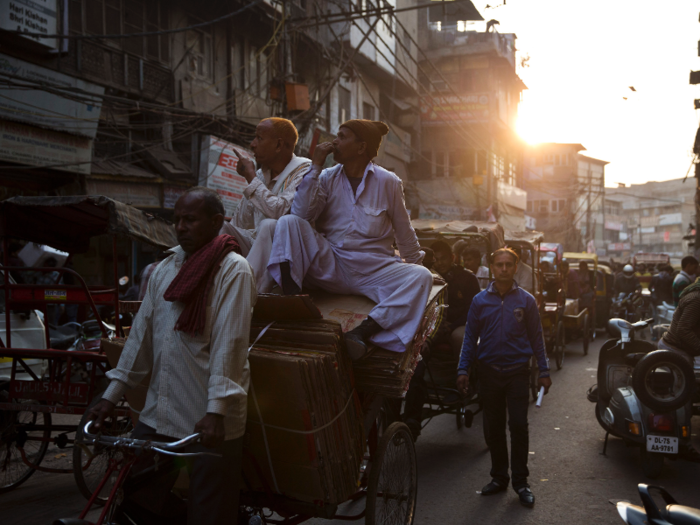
[456,247,551,508]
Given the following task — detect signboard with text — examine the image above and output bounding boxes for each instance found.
[0,119,92,174]
[199,136,254,217]
[0,0,58,50]
[420,93,490,125]
[0,53,104,138]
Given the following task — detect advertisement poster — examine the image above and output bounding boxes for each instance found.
[0,0,58,50]
[199,135,254,217]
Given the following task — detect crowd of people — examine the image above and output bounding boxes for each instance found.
[82,116,552,522]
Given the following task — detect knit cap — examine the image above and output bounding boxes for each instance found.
[339,119,390,158]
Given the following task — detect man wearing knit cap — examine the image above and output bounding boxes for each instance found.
[268,119,435,358]
[220,118,311,293]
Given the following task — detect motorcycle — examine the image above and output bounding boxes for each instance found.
[613,484,700,525]
[588,318,695,478]
[609,291,651,339]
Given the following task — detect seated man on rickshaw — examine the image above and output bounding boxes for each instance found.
[402,241,480,440]
[267,119,435,358]
[220,118,311,293]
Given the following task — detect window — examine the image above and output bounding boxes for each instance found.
[74,1,170,63]
[537,200,549,213]
[420,151,433,178]
[187,29,213,79]
[476,150,487,174]
[435,151,445,178]
[362,102,375,121]
[338,86,351,124]
[464,149,475,176]
[449,151,461,177]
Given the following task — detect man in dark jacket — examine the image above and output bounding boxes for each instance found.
[650,264,673,306]
[457,248,551,508]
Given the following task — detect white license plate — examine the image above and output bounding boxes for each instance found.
[646,435,678,454]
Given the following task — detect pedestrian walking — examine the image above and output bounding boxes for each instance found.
[456,247,551,508]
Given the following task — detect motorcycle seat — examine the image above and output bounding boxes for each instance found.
[666,505,700,525]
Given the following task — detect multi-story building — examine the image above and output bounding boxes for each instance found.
[605,178,696,259]
[409,1,528,230]
[523,143,607,252]
[0,0,423,282]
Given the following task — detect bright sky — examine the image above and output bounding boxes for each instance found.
[468,0,700,187]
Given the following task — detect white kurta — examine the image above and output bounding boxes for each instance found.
[221,154,310,293]
[268,162,433,352]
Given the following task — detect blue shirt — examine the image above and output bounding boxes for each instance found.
[458,281,550,376]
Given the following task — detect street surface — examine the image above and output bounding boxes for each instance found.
[3,335,700,525]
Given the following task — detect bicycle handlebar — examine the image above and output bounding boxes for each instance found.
[82,421,221,458]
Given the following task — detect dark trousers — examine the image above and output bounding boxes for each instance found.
[120,421,243,525]
[479,363,530,490]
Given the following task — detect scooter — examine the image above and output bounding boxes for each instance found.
[588,318,695,478]
[613,484,700,525]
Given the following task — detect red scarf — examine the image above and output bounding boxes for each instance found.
[164,234,241,335]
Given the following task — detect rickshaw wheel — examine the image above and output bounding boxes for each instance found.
[555,321,566,370]
[366,422,417,525]
[582,314,590,356]
[73,396,133,504]
[0,394,51,493]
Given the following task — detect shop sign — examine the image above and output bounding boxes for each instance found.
[163,185,187,209]
[199,135,254,217]
[663,231,670,243]
[85,180,161,208]
[608,242,631,251]
[640,227,655,234]
[604,220,623,231]
[0,53,103,138]
[420,93,490,125]
[0,119,92,174]
[658,213,682,226]
[0,0,58,50]
[525,214,536,230]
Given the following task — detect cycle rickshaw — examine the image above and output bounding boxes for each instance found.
[57,281,448,525]
[0,196,177,495]
[410,219,505,430]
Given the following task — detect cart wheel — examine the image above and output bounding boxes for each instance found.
[366,422,417,525]
[73,397,133,504]
[555,321,566,370]
[0,394,51,493]
[582,314,590,356]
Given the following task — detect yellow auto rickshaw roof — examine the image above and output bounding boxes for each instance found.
[564,252,598,268]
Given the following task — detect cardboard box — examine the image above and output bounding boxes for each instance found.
[243,320,364,506]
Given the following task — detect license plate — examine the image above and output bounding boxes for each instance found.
[646,435,678,454]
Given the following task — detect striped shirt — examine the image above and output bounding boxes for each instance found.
[103,246,256,440]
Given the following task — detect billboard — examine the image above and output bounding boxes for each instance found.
[420,93,490,125]
[0,53,103,138]
[0,0,58,50]
[0,119,91,174]
[199,136,254,217]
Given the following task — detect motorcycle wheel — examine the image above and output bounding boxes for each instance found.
[640,449,664,479]
[632,350,694,413]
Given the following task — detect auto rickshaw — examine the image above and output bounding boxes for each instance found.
[505,230,544,305]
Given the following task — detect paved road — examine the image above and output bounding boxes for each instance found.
[3,335,700,524]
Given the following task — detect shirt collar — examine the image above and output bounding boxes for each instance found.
[487,280,519,296]
[341,162,374,201]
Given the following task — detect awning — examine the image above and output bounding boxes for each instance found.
[0,195,177,253]
[505,230,545,245]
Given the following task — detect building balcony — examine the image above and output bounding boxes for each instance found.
[424,30,515,68]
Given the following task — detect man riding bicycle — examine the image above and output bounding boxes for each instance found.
[88,187,256,525]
